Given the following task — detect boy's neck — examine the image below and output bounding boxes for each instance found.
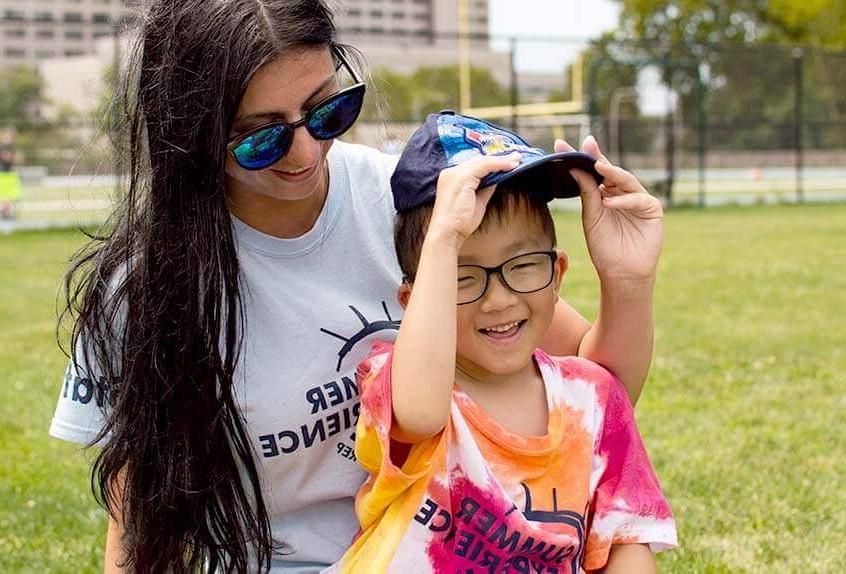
[454,352,542,393]
[454,353,550,437]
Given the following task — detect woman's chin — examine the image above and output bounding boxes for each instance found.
[242,165,328,204]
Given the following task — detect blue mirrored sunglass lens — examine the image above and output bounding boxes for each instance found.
[232,125,291,169]
[307,90,364,140]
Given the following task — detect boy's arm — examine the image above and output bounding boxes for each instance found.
[540,279,654,404]
[391,154,521,443]
[597,544,656,574]
[543,137,663,404]
[390,226,461,443]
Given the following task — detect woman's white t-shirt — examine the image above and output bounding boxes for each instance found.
[50,141,403,572]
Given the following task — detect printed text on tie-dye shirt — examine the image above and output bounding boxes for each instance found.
[421,473,585,574]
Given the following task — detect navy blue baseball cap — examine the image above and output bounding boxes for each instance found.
[391,110,603,212]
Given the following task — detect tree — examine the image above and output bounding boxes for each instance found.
[0,66,43,130]
[365,65,511,123]
[768,0,846,47]
[596,1,846,151]
[615,0,846,49]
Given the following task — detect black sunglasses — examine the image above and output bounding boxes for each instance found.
[228,47,366,170]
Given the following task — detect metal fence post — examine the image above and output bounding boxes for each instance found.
[697,64,707,208]
[510,37,519,132]
[793,47,805,204]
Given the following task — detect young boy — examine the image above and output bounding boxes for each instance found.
[335,112,676,573]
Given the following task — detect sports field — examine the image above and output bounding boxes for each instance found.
[1,203,845,572]
[2,167,845,232]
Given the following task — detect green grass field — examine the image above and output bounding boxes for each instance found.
[2,203,845,572]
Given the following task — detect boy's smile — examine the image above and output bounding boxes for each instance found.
[454,204,567,383]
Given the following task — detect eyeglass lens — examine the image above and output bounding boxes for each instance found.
[457,252,554,305]
[231,125,293,170]
[232,88,364,170]
[307,89,365,140]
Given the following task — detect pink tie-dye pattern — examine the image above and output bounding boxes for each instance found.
[593,377,673,522]
[339,342,676,573]
[425,472,584,574]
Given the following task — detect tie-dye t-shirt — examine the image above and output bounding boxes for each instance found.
[331,341,676,574]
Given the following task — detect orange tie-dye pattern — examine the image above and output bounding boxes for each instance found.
[331,341,676,574]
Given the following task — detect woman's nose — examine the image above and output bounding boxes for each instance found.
[283,123,321,168]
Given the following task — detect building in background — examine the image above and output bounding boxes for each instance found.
[39,37,116,121]
[0,0,136,67]
[338,0,489,45]
[336,0,512,83]
[6,1,561,126]
[1,0,492,70]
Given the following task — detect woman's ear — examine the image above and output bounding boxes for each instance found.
[397,281,412,309]
[552,251,568,293]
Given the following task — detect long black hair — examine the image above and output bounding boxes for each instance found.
[62,1,339,571]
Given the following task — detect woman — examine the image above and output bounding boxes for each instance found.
[51,1,662,572]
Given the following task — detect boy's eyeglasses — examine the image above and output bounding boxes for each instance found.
[456,251,558,305]
[227,47,366,171]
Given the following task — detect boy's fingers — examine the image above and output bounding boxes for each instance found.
[582,135,610,164]
[570,168,602,220]
[553,139,577,153]
[570,168,601,194]
[601,190,664,216]
[599,183,625,197]
[462,153,522,180]
[594,161,645,193]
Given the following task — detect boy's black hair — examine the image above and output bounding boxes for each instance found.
[395,181,557,279]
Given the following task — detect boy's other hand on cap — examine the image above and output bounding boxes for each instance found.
[558,136,664,286]
[429,153,522,248]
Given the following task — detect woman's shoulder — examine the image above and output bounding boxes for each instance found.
[331,140,401,212]
[332,140,399,180]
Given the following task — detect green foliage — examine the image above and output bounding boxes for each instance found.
[0,67,43,130]
[615,0,846,48]
[583,32,641,114]
[365,65,510,122]
[90,63,121,140]
[589,2,846,152]
[0,66,102,174]
[768,0,846,48]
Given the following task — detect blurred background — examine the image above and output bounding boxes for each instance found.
[1,1,844,572]
[0,0,843,229]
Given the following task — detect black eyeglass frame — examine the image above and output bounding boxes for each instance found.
[404,250,559,306]
[227,46,366,170]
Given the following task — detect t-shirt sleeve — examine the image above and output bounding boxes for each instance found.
[49,332,109,446]
[50,269,129,447]
[341,341,445,571]
[353,341,444,522]
[583,376,677,570]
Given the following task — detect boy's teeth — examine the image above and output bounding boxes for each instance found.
[485,320,520,333]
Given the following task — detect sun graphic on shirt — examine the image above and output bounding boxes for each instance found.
[320,302,400,372]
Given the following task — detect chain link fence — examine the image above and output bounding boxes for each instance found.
[3,30,846,231]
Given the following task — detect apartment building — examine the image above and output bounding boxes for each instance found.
[338,0,489,43]
[337,0,510,83]
[1,0,495,70]
[0,0,135,66]
[19,0,508,121]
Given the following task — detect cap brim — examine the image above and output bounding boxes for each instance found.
[482,151,604,199]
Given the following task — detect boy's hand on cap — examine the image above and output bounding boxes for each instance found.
[565,136,664,285]
[429,153,522,247]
